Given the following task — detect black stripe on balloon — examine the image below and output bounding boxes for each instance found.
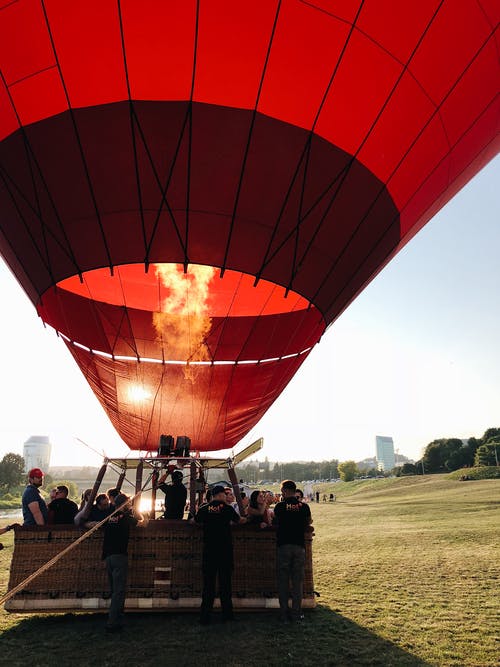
[41,0,115,276]
[221,0,283,279]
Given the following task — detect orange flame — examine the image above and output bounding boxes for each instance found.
[152,265,215,379]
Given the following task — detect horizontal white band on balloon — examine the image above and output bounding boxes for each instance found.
[59,331,313,365]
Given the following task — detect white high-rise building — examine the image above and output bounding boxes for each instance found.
[375,435,395,471]
[23,435,52,473]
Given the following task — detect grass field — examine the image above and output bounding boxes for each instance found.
[1,474,498,666]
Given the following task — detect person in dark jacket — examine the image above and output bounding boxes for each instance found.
[47,485,78,524]
[102,493,145,632]
[195,485,246,624]
[157,469,187,519]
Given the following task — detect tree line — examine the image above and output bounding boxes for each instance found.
[236,427,500,482]
[2,426,498,492]
[235,457,339,484]
[408,427,500,475]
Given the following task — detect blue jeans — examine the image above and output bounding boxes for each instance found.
[105,554,128,626]
[277,544,305,619]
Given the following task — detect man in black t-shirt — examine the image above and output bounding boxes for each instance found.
[157,470,187,519]
[47,485,78,524]
[273,479,312,623]
[195,485,245,624]
[102,493,143,632]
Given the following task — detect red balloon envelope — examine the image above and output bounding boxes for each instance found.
[0,1,498,451]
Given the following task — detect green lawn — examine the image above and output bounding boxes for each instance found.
[1,474,498,666]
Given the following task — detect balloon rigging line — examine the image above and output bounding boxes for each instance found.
[265,0,447,286]
[255,0,443,288]
[116,0,147,253]
[221,0,282,277]
[40,0,114,275]
[254,0,365,290]
[318,23,496,319]
[74,436,110,461]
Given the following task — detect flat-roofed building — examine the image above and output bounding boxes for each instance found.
[375,435,395,471]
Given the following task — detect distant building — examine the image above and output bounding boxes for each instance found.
[356,457,378,471]
[375,436,395,471]
[23,435,52,473]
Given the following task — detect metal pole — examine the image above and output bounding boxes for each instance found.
[189,461,197,517]
[227,461,244,515]
[150,469,159,520]
[134,460,144,512]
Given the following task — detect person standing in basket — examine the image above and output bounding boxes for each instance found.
[273,479,312,624]
[157,469,187,519]
[195,485,246,625]
[101,493,144,632]
[22,468,48,526]
[47,485,79,524]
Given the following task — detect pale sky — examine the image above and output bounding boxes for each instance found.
[0,157,498,467]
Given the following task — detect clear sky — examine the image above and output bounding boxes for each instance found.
[0,156,498,467]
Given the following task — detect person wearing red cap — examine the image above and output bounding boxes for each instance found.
[22,468,48,526]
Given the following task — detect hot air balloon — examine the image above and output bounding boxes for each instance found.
[0,1,498,455]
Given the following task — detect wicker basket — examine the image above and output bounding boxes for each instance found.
[6,522,314,613]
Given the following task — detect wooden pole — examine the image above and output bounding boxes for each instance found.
[80,462,108,522]
[116,470,126,490]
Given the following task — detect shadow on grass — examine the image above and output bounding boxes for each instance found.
[1,604,430,667]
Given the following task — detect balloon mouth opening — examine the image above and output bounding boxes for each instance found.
[56,263,313,318]
[41,263,323,366]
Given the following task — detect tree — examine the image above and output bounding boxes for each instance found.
[338,461,358,482]
[481,427,500,443]
[400,462,417,475]
[475,441,499,467]
[414,460,425,475]
[0,453,25,492]
[422,439,447,472]
[467,437,481,460]
[445,445,473,471]
[423,438,465,472]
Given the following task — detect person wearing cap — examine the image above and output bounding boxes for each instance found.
[157,469,187,520]
[273,479,312,624]
[22,468,48,526]
[102,492,145,632]
[195,485,246,625]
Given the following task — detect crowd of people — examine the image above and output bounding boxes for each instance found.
[3,467,313,631]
